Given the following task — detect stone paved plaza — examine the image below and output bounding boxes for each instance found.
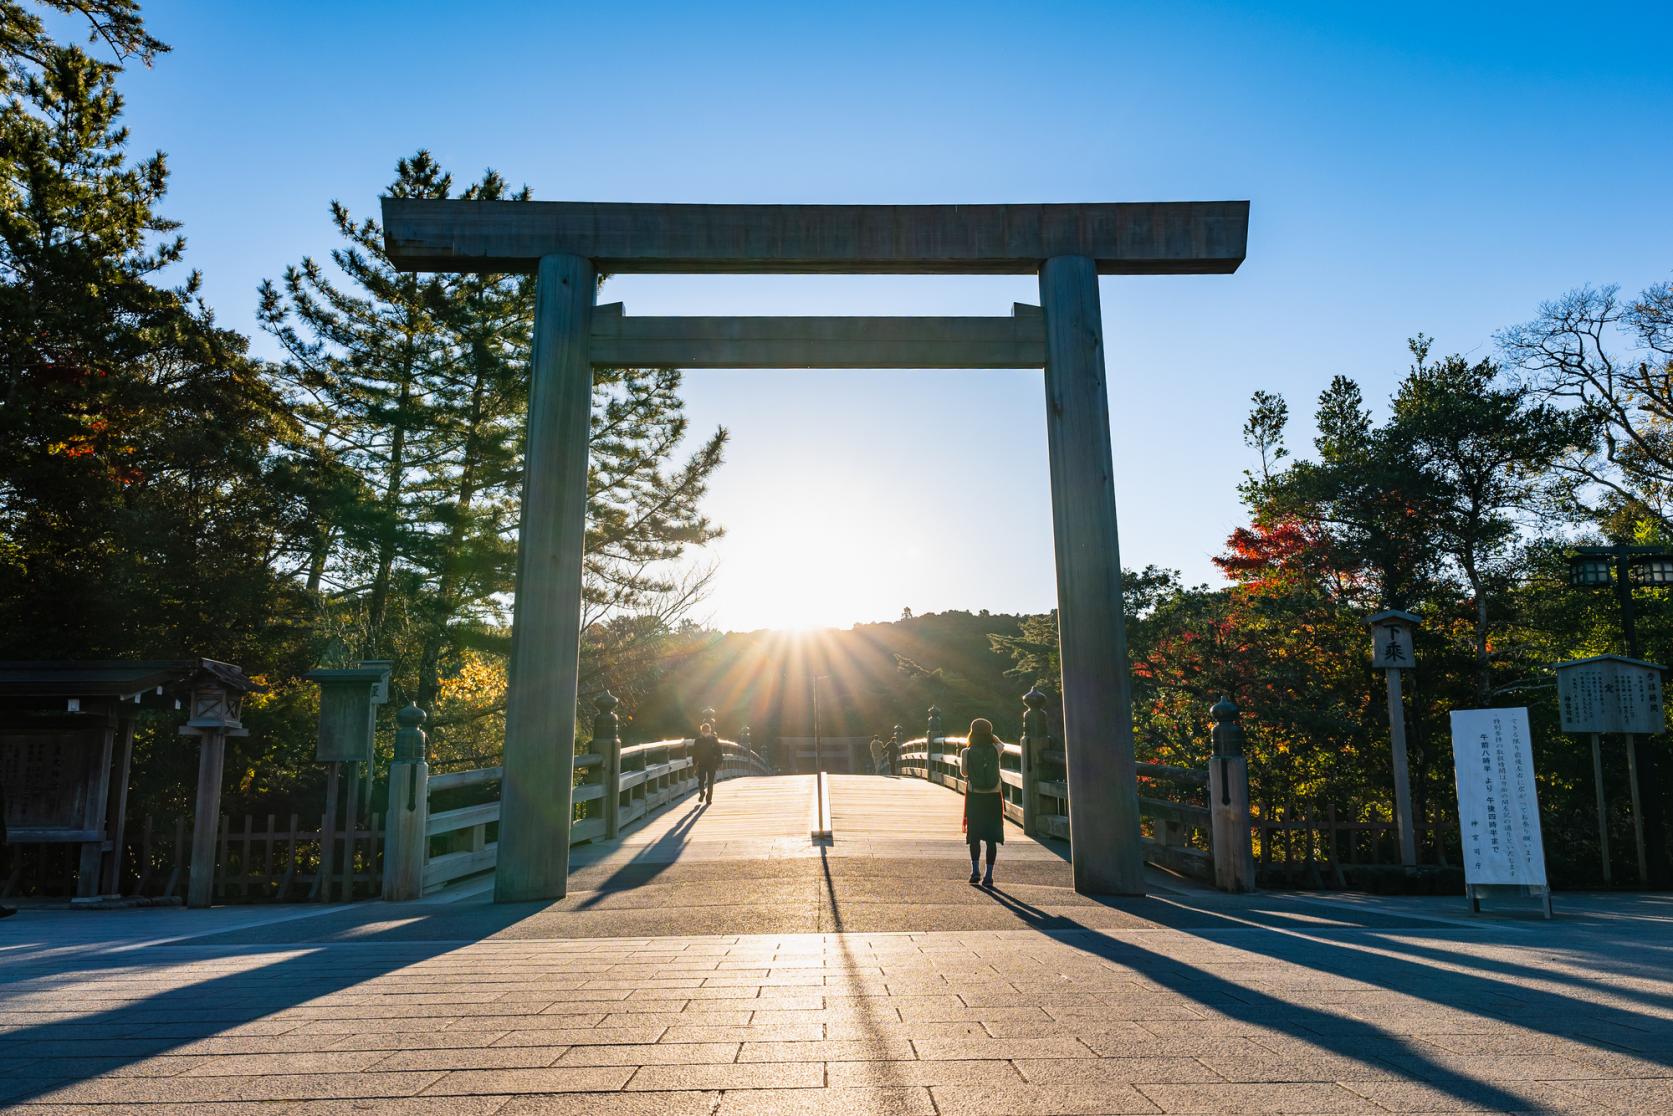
[3,777,1672,1114]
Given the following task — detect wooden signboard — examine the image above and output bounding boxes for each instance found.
[1555,655,1665,735]
[0,726,101,837]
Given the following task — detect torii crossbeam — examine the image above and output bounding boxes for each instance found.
[383,198,1250,902]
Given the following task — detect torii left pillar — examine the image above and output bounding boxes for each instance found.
[495,254,596,902]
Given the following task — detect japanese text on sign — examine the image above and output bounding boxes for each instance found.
[1448,707,1548,889]
[1555,658,1664,735]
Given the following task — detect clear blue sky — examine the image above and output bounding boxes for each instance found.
[112,1,1672,631]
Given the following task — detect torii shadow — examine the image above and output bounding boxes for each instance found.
[976,884,1669,1112]
[0,900,550,1105]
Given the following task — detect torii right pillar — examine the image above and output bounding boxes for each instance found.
[1040,254,1145,896]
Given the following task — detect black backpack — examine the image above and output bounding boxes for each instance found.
[965,740,1001,793]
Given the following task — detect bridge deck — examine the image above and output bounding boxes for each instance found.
[571,773,1061,871]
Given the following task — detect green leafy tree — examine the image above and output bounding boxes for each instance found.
[1500,283,1673,532]
[1389,336,1574,700]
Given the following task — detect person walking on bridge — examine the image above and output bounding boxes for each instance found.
[960,718,1004,887]
[693,722,722,804]
[868,734,886,775]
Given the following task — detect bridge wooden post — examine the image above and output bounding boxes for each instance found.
[1039,254,1145,896]
[382,704,429,901]
[1021,687,1050,838]
[597,693,622,840]
[495,252,596,903]
[1209,696,1257,892]
[926,706,943,784]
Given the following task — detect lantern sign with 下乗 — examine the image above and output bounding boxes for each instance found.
[1448,706,1551,918]
[1370,609,1418,670]
[1553,654,1666,885]
[1367,609,1420,865]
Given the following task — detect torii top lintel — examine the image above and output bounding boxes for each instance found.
[380,198,1249,276]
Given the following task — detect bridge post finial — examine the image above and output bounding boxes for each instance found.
[597,692,622,839]
[1207,694,1255,892]
[383,704,430,902]
[926,706,943,775]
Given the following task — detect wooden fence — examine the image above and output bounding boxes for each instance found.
[2,812,383,904]
[1253,801,1461,887]
[3,726,775,904]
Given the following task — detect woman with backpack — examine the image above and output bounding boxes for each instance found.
[960,717,1004,887]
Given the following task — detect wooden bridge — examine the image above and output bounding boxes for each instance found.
[382,691,1257,904]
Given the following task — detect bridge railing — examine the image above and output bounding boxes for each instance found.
[897,734,1029,828]
[384,696,776,898]
[895,692,1255,892]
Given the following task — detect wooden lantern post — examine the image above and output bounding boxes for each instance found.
[179,675,250,908]
[1369,609,1420,866]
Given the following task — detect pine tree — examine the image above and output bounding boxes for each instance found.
[0,18,302,660]
[260,152,729,746]
[258,152,455,656]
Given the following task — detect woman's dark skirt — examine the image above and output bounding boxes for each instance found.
[964,791,1005,846]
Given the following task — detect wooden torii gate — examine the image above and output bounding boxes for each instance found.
[382,199,1250,901]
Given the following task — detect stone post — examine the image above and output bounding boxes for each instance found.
[1208,695,1256,892]
[382,704,429,901]
[497,252,596,903]
[596,693,622,839]
[1040,253,1145,896]
[1021,687,1050,838]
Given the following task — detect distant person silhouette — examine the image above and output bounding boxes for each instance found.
[960,718,1004,887]
[868,734,886,775]
[693,723,722,804]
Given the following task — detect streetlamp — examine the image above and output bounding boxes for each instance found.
[1566,543,1673,887]
[1567,544,1673,657]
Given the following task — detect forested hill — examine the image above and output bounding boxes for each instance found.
[626,610,1037,746]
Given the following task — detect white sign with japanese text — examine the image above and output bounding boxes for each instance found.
[1449,707,1548,888]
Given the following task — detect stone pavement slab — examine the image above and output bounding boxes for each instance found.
[6,776,1673,1114]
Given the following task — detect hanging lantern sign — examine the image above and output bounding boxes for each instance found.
[1368,609,1419,671]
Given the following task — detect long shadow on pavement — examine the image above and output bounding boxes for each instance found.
[0,902,550,1105]
[979,884,1670,1111]
[572,797,709,909]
